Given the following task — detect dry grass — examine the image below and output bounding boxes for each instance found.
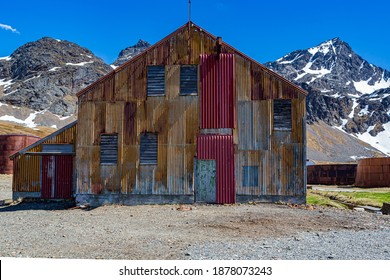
[0,121,55,137]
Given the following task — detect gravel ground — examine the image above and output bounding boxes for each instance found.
[0,174,12,201]
[0,175,389,260]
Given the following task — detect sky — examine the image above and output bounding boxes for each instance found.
[1,0,390,70]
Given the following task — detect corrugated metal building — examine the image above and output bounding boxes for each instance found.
[11,122,77,200]
[12,22,307,205]
[75,21,307,206]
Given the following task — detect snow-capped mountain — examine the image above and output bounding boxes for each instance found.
[111,39,150,68]
[0,37,112,128]
[266,38,390,156]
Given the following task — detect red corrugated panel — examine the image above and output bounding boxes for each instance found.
[200,54,235,129]
[55,155,73,199]
[197,134,235,204]
[41,156,55,198]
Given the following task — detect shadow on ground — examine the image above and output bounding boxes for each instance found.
[0,200,77,212]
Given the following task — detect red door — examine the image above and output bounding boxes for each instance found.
[41,155,73,199]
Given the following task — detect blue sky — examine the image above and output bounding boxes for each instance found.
[1,0,389,70]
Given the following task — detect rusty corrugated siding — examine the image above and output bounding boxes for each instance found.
[12,122,77,194]
[200,53,235,128]
[307,164,357,185]
[197,134,235,204]
[355,157,390,187]
[74,21,307,204]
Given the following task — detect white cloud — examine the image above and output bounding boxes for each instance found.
[0,23,19,34]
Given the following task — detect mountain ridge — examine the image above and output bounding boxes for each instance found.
[265,37,390,157]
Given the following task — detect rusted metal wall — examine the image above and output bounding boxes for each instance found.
[235,54,306,199]
[307,164,357,185]
[0,135,40,174]
[197,134,235,204]
[76,64,199,197]
[355,157,390,187]
[12,122,77,194]
[75,22,307,204]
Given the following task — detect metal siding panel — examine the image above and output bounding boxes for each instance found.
[200,54,235,129]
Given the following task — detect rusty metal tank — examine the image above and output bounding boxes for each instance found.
[355,157,390,187]
[0,134,40,174]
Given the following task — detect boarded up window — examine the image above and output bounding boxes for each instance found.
[273,99,292,131]
[147,66,165,96]
[180,65,198,95]
[140,133,158,165]
[242,166,258,187]
[100,134,118,165]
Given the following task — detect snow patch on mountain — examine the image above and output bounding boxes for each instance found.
[308,39,337,56]
[0,56,11,61]
[353,75,390,94]
[354,122,390,155]
[0,78,14,89]
[65,61,94,66]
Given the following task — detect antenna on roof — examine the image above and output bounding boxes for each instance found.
[188,0,191,22]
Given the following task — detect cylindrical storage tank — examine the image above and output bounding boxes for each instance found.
[355,157,390,187]
[0,134,41,174]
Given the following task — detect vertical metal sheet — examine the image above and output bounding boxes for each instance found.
[197,134,235,204]
[41,156,55,198]
[200,53,235,129]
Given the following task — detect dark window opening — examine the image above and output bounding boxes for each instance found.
[180,65,198,95]
[100,134,118,165]
[273,99,292,131]
[147,65,165,96]
[140,133,158,165]
[242,166,258,187]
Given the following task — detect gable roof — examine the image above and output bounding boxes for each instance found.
[77,21,306,98]
[9,121,77,159]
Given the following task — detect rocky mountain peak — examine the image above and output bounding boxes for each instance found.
[134,39,150,48]
[111,39,151,68]
[0,37,112,121]
[266,38,390,157]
